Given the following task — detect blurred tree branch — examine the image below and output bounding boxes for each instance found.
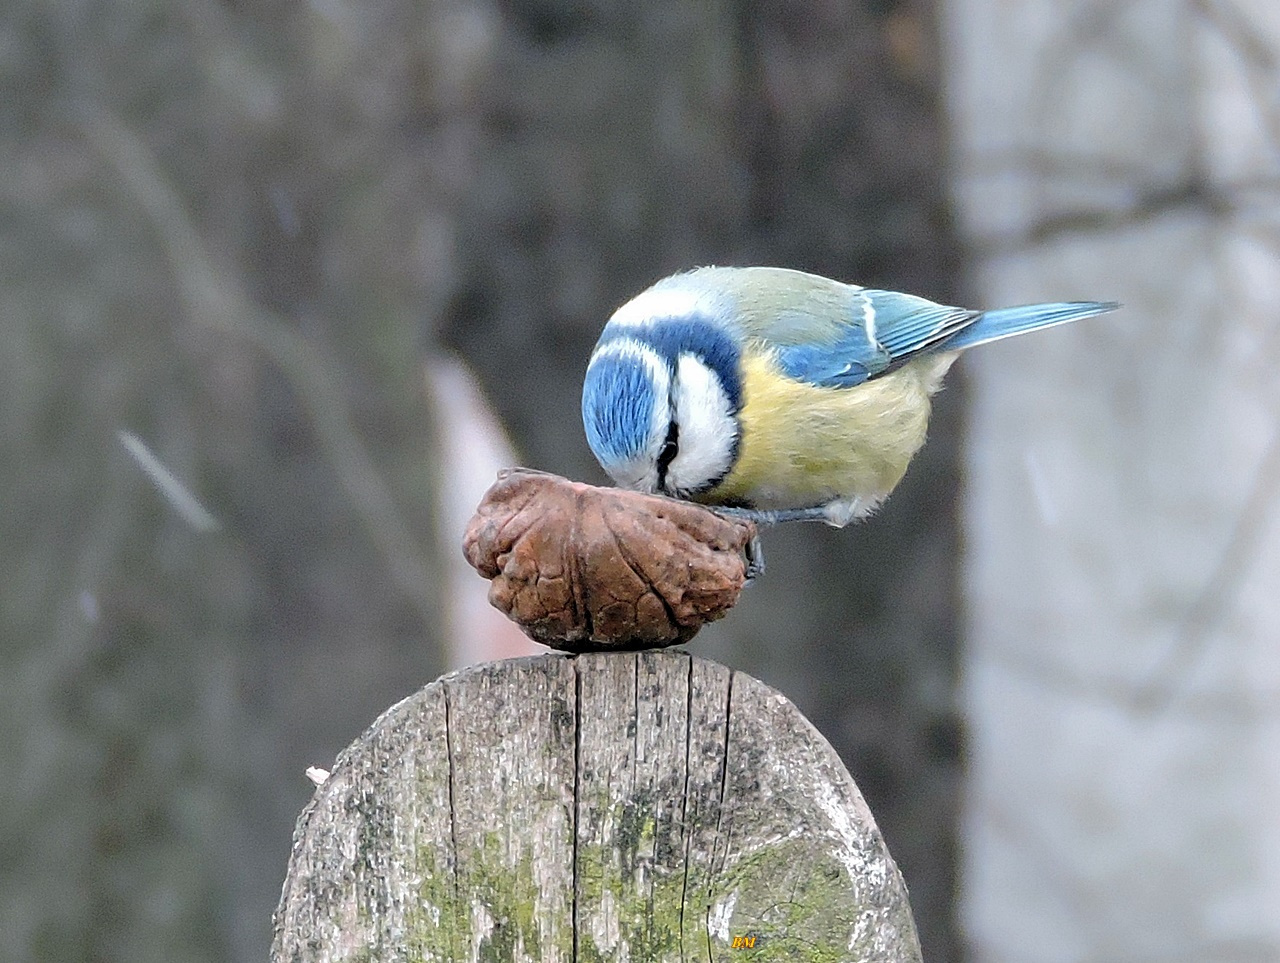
[80,109,438,635]
[969,169,1279,258]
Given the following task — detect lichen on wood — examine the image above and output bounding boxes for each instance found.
[272,651,922,962]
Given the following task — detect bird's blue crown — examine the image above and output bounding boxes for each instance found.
[596,314,743,406]
[582,352,661,464]
[582,313,744,470]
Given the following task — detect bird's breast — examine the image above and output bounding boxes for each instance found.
[699,348,943,511]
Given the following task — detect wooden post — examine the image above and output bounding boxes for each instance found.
[272,651,922,962]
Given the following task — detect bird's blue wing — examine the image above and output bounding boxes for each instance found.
[772,288,975,388]
[671,267,976,389]
[864,290,976,360]
[771,313,889,387]
[668,267,1109,390]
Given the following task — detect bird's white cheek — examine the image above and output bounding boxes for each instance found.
[666,355,739,494]
[666,444,735,495]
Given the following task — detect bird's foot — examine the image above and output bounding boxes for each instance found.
[713,505,833,582]
[743,534,765,582]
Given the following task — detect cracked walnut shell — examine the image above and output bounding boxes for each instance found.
[462,469,756,651]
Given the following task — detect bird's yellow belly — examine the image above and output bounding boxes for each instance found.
[700,350,942,514]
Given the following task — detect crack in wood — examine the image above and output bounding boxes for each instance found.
[679,653,694,963]
[572,657,582,963]
[442,680,462,963]
[272,653,921,962]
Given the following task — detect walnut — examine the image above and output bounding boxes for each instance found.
[462,469,756,651]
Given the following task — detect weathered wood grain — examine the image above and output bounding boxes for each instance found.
[272,651,921,962]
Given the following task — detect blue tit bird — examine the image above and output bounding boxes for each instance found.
[581,266,1117,528]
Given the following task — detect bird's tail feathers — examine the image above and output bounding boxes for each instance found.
[945,301,1118,352]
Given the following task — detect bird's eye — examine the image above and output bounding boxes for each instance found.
[656,421,679,487]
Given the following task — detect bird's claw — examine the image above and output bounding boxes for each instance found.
[743,534,765,582]
[712,505,834,583]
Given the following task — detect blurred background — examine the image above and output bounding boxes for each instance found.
[2,0,1278,961]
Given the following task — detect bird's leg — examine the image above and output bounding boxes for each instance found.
[713,505,833,526]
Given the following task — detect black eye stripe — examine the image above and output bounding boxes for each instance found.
[655,420,679,487]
